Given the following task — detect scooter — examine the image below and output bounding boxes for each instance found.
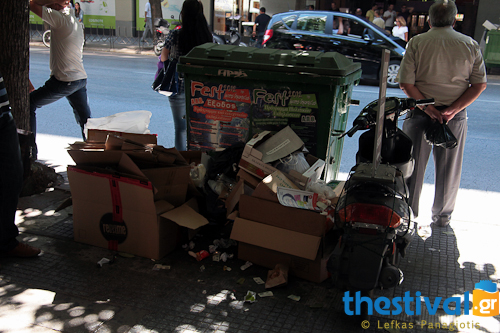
[327,96,434,318]
[213,27,247,47]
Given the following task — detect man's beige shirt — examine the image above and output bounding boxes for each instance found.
[398,26,486,106]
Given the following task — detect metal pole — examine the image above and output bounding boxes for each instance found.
[371,49,390,177]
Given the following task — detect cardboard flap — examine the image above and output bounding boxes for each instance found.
[67,150,147,179]
[87,129,157,145]
[161,201,209,230]
[240,195,326,236]
[256,126,304,164]
[155,200,175,215]
[231,218,321,260]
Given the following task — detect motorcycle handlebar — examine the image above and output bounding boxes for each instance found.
[341,124,361,138]
[416,98,435,106]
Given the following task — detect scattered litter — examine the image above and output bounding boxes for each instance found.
[258,291,273,298]
[182,241,195,250]
[265,264,288,289]
[212,251,221,262]
[240,261,253,270]
[189,250,210,261]
[97,258,111,267]
[200,265,205,272]
[244,291,257,303]
[213,238,237,249]
[288,295,301,302]
[220,252,228,262]
[209,245,218,253]
[223,266,232,271]
[253,277,265,285]
[202,290,207,294]
[237,278,245,285]
[152,264,171,271]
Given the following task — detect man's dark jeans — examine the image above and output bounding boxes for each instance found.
[0,112,22,253]
[30,76,91,139]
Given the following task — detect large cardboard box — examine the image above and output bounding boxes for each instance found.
[230,195,334,283]
[67,147,208,259]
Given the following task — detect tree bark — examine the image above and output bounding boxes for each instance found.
[151,0,163,22]
[0,0,30,130]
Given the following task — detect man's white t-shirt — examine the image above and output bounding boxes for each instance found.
[42,6,86,82]
[145,2,151,18]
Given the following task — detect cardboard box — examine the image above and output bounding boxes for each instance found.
[239,126,304,179]
[230,194,334,283]
[67,144,208,259]
[286,154,326,190]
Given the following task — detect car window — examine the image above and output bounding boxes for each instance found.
[345,18,365,38]
[270,14,297,30]
[297,14,327,34]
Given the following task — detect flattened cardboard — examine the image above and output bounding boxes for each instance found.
[225,179,245,217]
[230,218,321,260]
[239,195,326,236]
[262,170,299,192]
[87,129,157,145]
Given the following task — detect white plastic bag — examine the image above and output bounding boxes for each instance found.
[84,110,152,137]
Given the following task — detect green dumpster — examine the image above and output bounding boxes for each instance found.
[177,44,361,181]
[484,29,500,71]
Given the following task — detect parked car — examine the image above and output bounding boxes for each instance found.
[262,11,407,88]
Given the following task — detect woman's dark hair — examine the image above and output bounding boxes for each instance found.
[178,0,213,55]
[75,2,81,16]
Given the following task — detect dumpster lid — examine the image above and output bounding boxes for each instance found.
[179,43,361,77]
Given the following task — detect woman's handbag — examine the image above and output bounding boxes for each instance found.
[152,58,179,96]
[424,120,458,149]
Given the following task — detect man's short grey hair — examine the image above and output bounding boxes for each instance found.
[429,0,457,27]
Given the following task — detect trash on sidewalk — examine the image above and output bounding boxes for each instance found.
[265,264,289,289]
[258,291,273,298]
[253,277,265,285]
[288,295,301,302]
[244,290,257,303]
[240,261,253,271]
[153,264,171,270]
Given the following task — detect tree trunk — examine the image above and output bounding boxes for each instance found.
[0,0,30,130]
[151,0,163,22]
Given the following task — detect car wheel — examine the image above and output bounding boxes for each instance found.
[387,60,400,88]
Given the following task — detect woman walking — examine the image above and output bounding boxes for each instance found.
[160,0,212,151]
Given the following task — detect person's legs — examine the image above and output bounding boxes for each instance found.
[30,76,85,138]
[431,111,467,226]
[142,18,153,41]
[256,34,264,48]
[0,112,23,253]
[403,114,433,218]
[66,79,91,139]
[168,89,187,151]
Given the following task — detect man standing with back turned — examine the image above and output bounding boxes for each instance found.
[29,0,91,147]
[253,7,271,48]
[398,0,487,227]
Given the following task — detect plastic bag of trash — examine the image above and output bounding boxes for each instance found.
[84,110,152,138]
[274,151,310,174]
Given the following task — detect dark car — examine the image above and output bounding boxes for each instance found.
[262,11,407,88]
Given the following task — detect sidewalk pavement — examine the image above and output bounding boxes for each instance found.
[1,43,498,333]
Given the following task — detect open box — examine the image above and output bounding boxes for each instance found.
[230,194,335,283]
[67,145,208,259]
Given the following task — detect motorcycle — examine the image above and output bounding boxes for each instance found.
[213,27,247,47]
[327,96,434,319]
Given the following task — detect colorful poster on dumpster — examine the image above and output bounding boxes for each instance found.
[187,81,319,153]
[188,81,252,150]
[252,88,319,156]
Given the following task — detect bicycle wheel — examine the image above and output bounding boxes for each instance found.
[42,30,51,48]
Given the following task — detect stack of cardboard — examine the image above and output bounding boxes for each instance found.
[67,129,209,260]
[229,126,343,283]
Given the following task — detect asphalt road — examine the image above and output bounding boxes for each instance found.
[29,46,500,193]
